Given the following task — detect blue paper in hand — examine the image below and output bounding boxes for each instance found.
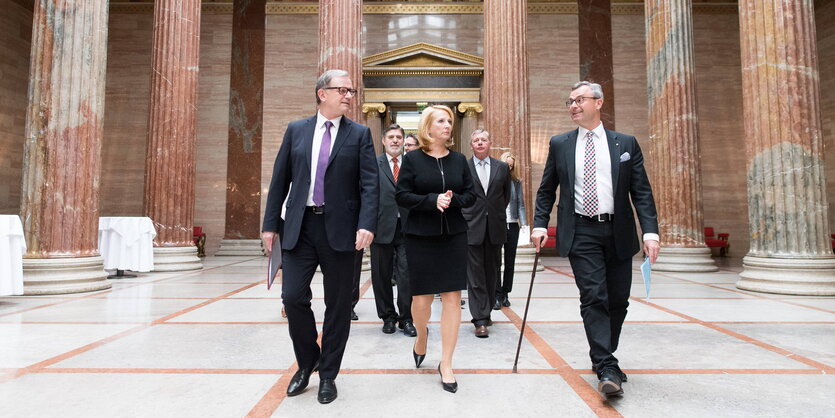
[640,257,652,300]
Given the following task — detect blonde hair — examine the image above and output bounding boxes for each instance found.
[500,151,520,181]
[417,105,455,150]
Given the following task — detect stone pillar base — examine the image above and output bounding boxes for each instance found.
[653,247,718,272]
[23,256,111,295]
[152,246,203,272]
[510,246,545,272]
[737,256,835,296]
[216,239,265,256]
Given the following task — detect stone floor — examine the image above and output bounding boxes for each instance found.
[1,255,833,417]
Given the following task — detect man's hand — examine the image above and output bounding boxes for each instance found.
[261,231,277,254]
[643,239,660,264]
[530,229,547,253]
[356,229,374,250]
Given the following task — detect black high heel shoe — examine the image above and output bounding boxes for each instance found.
[438,364,458,393]
[413,327,428,368]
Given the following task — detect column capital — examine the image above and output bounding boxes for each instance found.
[457,102,484,117]
[361,102,386,118]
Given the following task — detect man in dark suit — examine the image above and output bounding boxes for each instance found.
[370,124,416,337]
[531,81,659,397]
[262,69,378,404]
[462,129,511,338]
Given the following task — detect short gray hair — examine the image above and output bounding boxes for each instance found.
[316,69,350,104]
[571,81,604,99]
[471,128,490,139]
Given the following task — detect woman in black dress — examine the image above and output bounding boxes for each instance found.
[396,105,475,393]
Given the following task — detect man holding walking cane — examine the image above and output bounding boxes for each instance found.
[530,81,659,397]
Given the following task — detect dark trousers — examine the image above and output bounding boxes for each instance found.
[567,217,632,374]
[370,220,412,324]
[467,224,501,326]
[497,223,521,297]
[282,211,355,379]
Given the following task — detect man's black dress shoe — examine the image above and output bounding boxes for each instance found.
[438,364,458,393]
[592,364,627,382]
[402,321,417,337]
[286,362,319,396]
[598,368,624,397]
[501,295,511,307]
[492,298,501,310]
[351,310,358,321]
[317,378,337,404]
[382,320,396,334]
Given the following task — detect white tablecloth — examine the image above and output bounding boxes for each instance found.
[98,217,156,272]
[0,215,26,296]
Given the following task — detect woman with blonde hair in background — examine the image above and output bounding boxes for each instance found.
[396,105,475,393]
[495,151,527,309]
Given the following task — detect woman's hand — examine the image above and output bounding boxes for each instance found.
[436,190,452,212]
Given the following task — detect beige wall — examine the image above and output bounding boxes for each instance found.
[0,0,31,214]
[3,5,833,256]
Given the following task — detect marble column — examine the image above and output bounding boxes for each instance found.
[483,0,532,222]
[217,0,266,257]
[362,102,386,155]
[318,0,363,123]
[578,0,616,129]
[143,0,203,271]
[644,0,716,272]
[20,0,111,294]
[457,102,483,160]
[736,0,835,295]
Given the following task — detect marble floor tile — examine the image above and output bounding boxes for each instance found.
[583,374,835,418]
[170,298,289,323]
[273,373,596,417]
[0,323,137,368]
[647,299,835,322]
[0,373,278,418]
[534,323,815,371]
[722,323,835,367]
[102,282,250,299]
[52,323,296,370]
[508,298,683,322]
[0,297,204,324]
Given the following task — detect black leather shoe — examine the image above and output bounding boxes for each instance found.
[592,364,627,382]
[438,364,458,393]
[317,378,337,404]
[598,369,624,397]
[286,361,319,396]
[413,327,428,368]
[501,295,511,307]
[492,298,501,310]
[402,321,417,337]
[382,320,396,334]
[351,310,358,321]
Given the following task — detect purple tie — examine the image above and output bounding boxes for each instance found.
[313,120,333,206]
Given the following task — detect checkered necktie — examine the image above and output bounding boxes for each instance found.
[582,131,599,216]
[392,157,399,183]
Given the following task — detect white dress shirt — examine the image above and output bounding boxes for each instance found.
[306,112,342,206]
[473,156,490,193]
[575,123,613,217]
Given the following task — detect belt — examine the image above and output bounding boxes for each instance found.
[575,213,613,222]
[306,205,325,215]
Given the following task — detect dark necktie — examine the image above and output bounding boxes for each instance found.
[392,157,399,183]
[582,131,599,216]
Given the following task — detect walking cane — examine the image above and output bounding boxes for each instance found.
[512,250,540,373]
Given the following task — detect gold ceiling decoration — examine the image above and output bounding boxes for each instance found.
[109,1,738,15]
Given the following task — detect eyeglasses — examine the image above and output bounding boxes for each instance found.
[323,87,358,97]
[565,96,598,107]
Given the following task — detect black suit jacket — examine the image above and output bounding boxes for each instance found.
[462,157,512,245]
[262,115,378,252]
[396,150,476,236]
[534,128,658,259]
[373,153,409,244]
